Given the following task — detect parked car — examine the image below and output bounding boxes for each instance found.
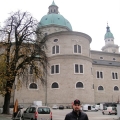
[52,105,58,109]
[22,105,52,120]
[102,106,117,115]
[59,105,64,110]
[82,104,98,111]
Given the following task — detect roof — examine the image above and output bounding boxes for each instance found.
[50,0,57,6]
[92,59,120,67]
[39,14,72,30]
[38,1,72,30]
[104,25,114,39]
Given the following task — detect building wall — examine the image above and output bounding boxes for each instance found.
[92,64,120,103]
[1,28,120,107]
[47,56,94,105]
[91,50,120,61]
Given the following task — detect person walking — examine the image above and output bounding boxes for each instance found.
[65,99,89,120]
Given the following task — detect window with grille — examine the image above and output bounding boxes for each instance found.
[114,86,119,91]
[51,82,59,88]
[29,83,37,89]
[76,82,83,88]
[98,86,104,90]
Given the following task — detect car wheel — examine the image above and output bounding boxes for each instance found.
[109,112,111,115]
[102,112,104,115]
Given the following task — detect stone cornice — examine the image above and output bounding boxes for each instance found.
[45,31,92,43]
[90,50,120,57]
[48,54,92,62]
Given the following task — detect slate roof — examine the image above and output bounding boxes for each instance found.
[92,59,120,67]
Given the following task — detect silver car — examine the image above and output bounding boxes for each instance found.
[22,105,52,120]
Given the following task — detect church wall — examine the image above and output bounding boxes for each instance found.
[40,26,68,35]
[92,65,120,103]
[91,51,120,61]
[14,85,46,107]
[46,32,91,58]
[47,56,94,106]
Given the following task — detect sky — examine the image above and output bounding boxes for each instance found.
[0,0,120,51]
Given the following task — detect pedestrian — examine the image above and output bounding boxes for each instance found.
[65,99,89,120]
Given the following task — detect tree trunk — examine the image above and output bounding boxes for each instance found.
[2,91,11,114]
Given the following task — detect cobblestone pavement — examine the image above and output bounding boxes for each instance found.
[0,114,12,120]
[0,109,120,120]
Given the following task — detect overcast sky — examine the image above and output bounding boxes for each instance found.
[0,0,120,51]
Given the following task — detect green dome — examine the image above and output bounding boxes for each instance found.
[104,25,114,39]
[39,14,72,30]
[104,32,114,39]
[39,1,72,30]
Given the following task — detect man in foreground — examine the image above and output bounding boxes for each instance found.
[65,99,89,120]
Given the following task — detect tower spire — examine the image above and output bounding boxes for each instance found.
[106,23,110,32]
[101,23,119,53]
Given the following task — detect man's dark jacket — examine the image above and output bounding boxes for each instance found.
[65,110,89,120]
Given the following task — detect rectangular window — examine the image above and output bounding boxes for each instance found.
[78,45,81,53]
[52,45,59,54]
[97,71,99,78]
[74,45,77,53]
[75,64,83,73]
[74,45,81,53]
[56,46,59,53]
[75,64,79,73]
[52,46,55,54]
[80,65,83,73]
[30,66,33,74]
[112,72,118,79]
[51,65,54,74]
[56,65,59,73]
[97,71,103,78]
[51,65,59,74]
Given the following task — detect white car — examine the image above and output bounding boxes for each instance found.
[52,105,58,109]
[102,106,117,115]
[82,104,98,111]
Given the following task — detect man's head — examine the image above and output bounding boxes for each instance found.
[72,99,81,112]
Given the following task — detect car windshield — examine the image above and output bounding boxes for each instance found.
[29,107,36,113]
[38,107,50,114]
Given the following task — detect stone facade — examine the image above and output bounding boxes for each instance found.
[0,1,120,107]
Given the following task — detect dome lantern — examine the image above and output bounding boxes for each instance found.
[48,0,59,14]
[39,1,72,31]
[104,23,114,39]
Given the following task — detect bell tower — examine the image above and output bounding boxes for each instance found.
[101,23,119,53]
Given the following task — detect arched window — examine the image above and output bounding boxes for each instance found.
[52,45,59,54]
[114,86,119,91]
[76,82,83,88]
[29,83,37,89]
[51,82,59,88]
[98,86,104,90]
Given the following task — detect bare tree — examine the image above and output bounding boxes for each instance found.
[0,11,48,114]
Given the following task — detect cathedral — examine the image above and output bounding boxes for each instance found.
[0,1,120,107]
